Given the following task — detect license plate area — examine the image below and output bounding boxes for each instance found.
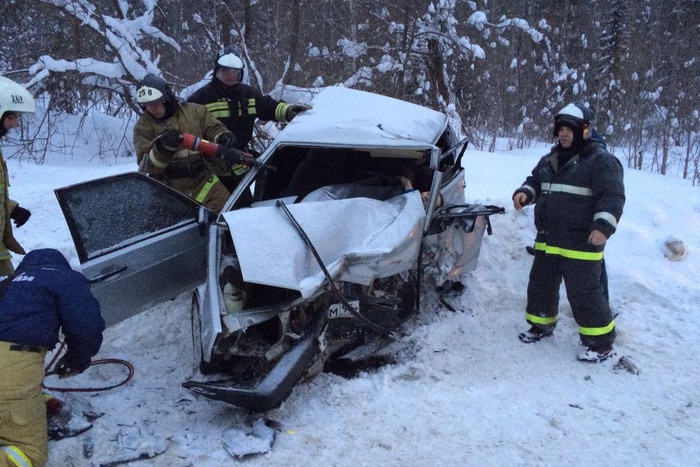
[328,299,359,319]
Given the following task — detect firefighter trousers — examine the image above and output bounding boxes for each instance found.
[526,252,616,348]
[0,342,48,467]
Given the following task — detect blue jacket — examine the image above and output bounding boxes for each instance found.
[0,248,105,371]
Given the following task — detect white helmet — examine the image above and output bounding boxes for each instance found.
[216,51,244,70]
[0,75,36,117]
[214,48,245,82]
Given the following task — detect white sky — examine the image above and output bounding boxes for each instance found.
[3,108,699,466]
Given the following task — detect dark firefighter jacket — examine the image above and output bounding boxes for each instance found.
[187,78,292,150]
[0,248,105,372]
[514,140,625,258]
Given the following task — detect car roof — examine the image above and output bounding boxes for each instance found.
[270,87,449,159]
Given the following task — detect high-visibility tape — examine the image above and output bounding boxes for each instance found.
[195,176,220,203]
[1,446,33,467]
[534,242,604,261]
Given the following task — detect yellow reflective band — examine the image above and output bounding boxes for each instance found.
[195,175,220,203]
[148,149,170,168]
[231,163,249,176]
[533,242,604,261]
[206,102,231,119]
[210,109,230,119]
[275,103,289,121]
[579,320,616,336]
[246,98,257,116]
[541,183,593,196]
[2,446,34,467]
[0,250,12,260]
[525,313,557,325]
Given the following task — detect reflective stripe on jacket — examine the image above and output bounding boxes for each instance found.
[514,140,625,256]
[187,79,290,150]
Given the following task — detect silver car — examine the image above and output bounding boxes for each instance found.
[55,87,503,412]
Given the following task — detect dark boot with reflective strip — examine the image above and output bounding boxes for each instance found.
[519,325,553,343]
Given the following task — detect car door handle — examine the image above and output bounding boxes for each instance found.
[87,264,127,283]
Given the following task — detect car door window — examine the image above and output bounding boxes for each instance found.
[56,173,199,262]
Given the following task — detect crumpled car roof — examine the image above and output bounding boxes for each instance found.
[274,86,448,156]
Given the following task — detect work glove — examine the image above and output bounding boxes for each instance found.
[10,205,31,228]
[53,355,86,379]
[216,131,239,149]
[154,129,182,155]
[286,103,312,121]
[217,146,245,167]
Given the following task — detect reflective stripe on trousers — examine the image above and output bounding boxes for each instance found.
[1,446,33,467]
[195,175,220,203]
[526,244,615,346]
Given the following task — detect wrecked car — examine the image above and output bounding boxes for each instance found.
[55,87,503,412]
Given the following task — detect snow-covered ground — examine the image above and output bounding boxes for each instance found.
[5,126,699,466]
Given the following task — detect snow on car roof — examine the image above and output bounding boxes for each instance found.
[273,87,448,156]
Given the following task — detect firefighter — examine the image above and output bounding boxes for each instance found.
[0,76,34,276]
[512,103,625,362]
[0,248,105,467]
[187,47,311,193]
[133,73,239,214]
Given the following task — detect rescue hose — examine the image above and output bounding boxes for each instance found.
[42,341,134,393]
[276,199,412,333]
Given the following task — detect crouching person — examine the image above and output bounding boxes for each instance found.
[0,248,105,467]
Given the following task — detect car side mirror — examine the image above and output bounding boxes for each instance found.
[197,206,215,236]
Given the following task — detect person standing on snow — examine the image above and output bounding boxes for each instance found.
[0,76,34,276]
[134,73,239,214]
[0,248,105,467]
[186,47,311,194]
[512,102,625,362]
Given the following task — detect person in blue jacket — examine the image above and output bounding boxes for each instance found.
[0,248,105,467]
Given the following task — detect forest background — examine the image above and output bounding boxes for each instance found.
[1,0,698,184]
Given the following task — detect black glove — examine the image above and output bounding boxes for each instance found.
[10,205,31,228]
[286,103,312,121]
[217,131,239,149]
[217,146,245,167]
[53,355,85,379]
[155,129,182,154]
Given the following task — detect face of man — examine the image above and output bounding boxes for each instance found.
[216,67,241,87]
[2,112,19,131]
[557,126,574,149]
[144,102,166,119]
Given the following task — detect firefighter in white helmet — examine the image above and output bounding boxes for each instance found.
[0,76,35,276]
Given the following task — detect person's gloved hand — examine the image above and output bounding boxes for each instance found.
[10,205,31,228]
[53,355,85,379]
[217,146,245,167]
[154,129,182,154]
[217,131,239,149]
[286,103,312,121]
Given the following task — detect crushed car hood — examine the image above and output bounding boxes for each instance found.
[222,192,425,298]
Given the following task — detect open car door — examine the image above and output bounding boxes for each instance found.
[54,172,210,326]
